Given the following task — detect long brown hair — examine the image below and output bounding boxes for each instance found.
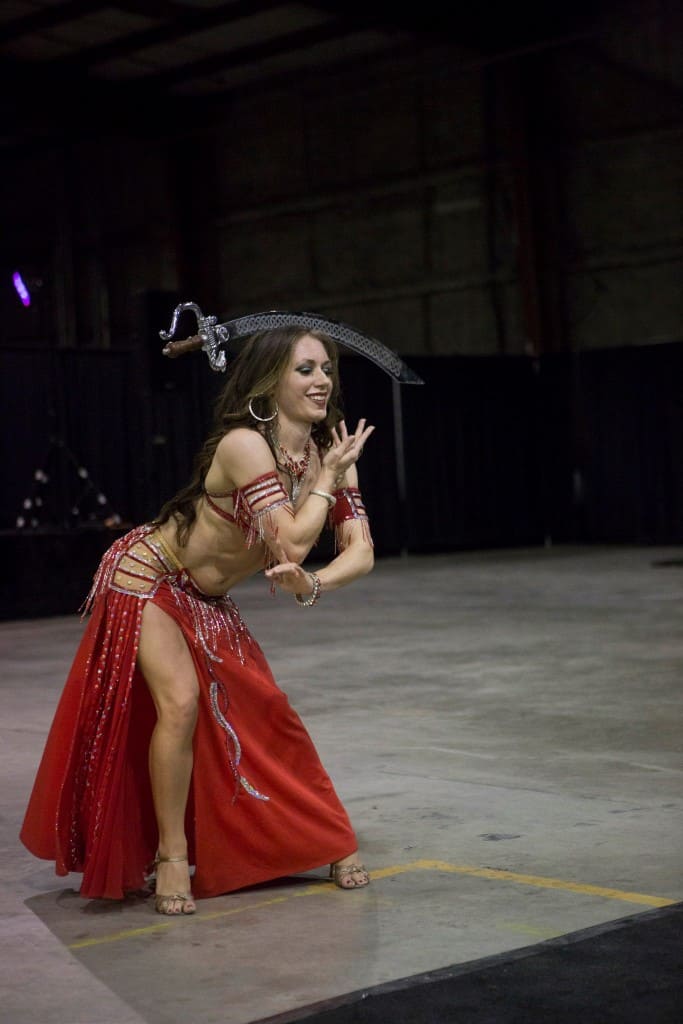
[155,327,343,544]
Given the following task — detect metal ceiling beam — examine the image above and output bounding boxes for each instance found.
[131,17,375,88]
[45,0,293,71]
[306,0,599,51]
[0,0,109,43]
[112,1,201,16]
[0,1,200,47]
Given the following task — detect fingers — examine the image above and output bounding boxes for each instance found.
[265,562,306,581]
[334,422,354,452]
[264,561,309,595]
[343,420,374,459]
[352,419,374,448]
[325,417,374,475]
[334,419,373,449]
[339,419,364,447]
[357,424,375,450]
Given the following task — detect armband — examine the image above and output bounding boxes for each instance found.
[234,472,292,550]
[330,487,373,550]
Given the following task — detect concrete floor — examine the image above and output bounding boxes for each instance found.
[2,546,682,1024]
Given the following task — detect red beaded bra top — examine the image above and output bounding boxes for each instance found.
[203,472,291,545]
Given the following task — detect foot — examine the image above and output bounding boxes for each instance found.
[153,853,196,916]
[330,852,370,890]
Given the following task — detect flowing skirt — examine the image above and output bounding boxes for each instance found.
[20,528,357,900]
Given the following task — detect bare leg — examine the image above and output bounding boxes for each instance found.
[138,602,198,914]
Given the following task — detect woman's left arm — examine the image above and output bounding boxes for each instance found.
[265,526,373,596]
[265,465,374,596]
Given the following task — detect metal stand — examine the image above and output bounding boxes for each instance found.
[391,379,409,558]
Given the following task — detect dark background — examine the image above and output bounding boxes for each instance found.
[1,0,681,617]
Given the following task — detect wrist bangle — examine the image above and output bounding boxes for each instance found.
[310,489,337,508]
[295,572,322,607]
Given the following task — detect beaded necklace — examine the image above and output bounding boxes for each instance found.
[271,434,311,504]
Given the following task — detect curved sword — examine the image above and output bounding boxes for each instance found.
[160,302,424,385]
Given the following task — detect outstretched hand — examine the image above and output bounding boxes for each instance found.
[322,418,375,480]
[265,539,314,594]
[265,561,313,595]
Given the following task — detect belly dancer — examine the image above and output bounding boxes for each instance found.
[20,322,376,915]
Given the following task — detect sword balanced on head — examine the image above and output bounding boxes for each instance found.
[160,302,424,385]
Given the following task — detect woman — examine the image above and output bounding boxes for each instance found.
[20,326,375,915]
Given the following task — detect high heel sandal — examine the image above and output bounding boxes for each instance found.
[329,861,370,890]
[152,853,196,916]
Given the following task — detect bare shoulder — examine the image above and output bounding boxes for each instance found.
[216,428,270,459]
[215,428,276,487]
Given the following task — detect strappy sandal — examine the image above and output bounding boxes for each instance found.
[152,853,196,916]
[329,861,370,890]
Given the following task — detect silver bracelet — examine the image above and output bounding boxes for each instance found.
[310,489,337,508]
[294,572,322,607]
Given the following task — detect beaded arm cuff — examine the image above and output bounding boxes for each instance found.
[330,487,373,551]
[233,472,293,553]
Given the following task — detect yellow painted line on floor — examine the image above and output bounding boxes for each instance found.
[68,894,292,949]
[67,859,675,950]
[405,859,676,908]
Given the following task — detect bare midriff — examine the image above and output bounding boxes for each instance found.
[156,513,263,596]
[156,462,318,597]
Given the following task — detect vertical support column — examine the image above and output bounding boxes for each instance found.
[503,55,568,358]
[503,60,545,360]
[500,57,570,546]
[483,65,510,356]
[391,378,409,558]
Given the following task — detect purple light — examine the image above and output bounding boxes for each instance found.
[12,271,31,307]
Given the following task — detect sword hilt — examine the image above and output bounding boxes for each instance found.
[159,301,227,372]
[162,334,203,359]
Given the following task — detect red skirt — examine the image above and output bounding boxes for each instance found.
[20,530,357,900]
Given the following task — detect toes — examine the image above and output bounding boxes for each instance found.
[156,894,195,915]
[341,871,368,888]
[330,857,370,889]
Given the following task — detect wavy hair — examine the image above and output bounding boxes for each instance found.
[155,327,343,545]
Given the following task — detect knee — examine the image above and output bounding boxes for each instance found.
[156,689,199,737]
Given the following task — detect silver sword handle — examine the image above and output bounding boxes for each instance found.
[159,301,205,340]
[159,302,227,372]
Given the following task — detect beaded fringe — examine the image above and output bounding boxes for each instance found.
[330,487,373,553]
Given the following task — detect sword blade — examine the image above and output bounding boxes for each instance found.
[220,311,424,385]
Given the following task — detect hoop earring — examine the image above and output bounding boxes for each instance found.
[248,396,278,422]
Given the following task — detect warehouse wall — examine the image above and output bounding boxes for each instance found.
[2,4,679,359]
[1,0,681,579]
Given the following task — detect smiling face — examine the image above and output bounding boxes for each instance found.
[274,334,334,426]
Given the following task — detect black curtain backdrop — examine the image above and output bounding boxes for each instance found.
[3,348,135,532]
[3,341,682,618]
